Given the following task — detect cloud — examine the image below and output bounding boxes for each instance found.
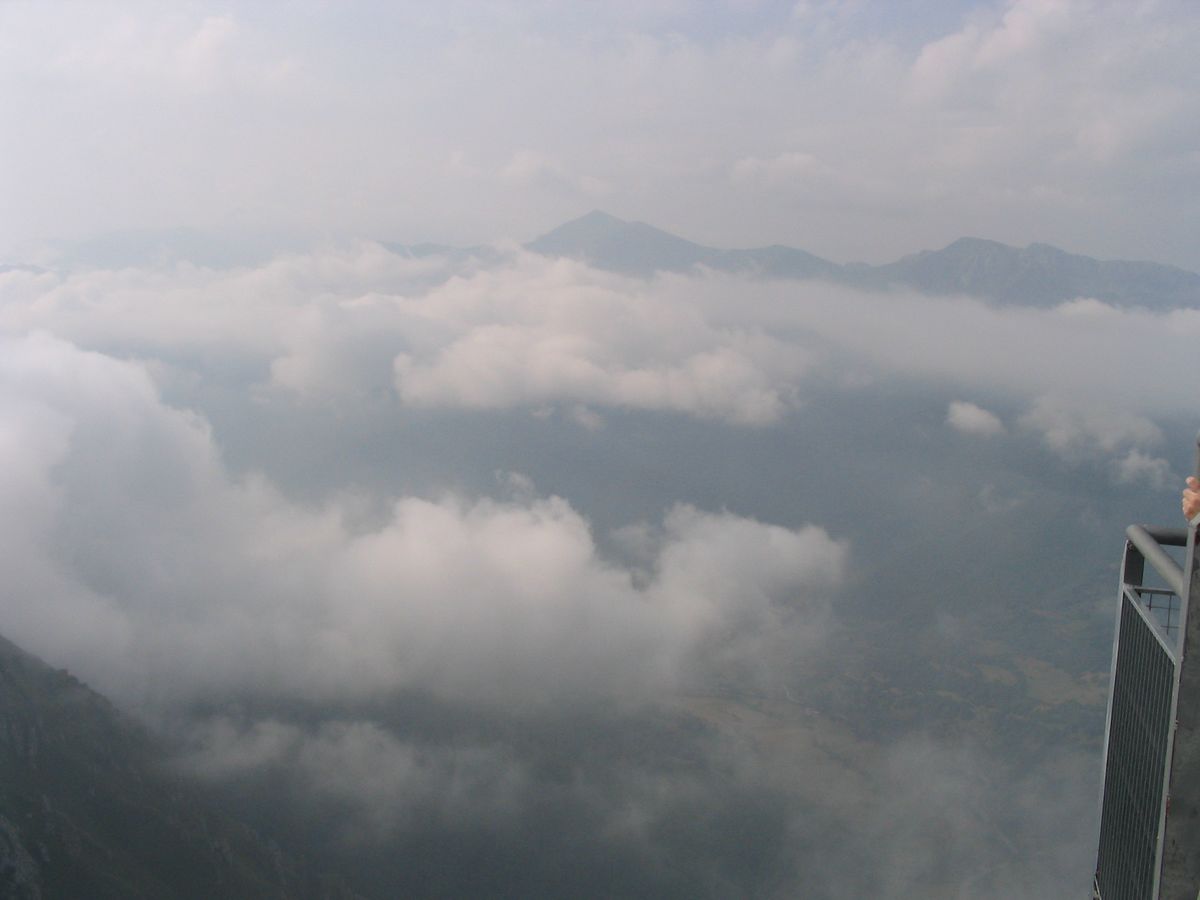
[907,0,1076,104]
[0,332,845,710]
[1112,448,1174,490]
[0,252,1130,899]
[385,256,813,425]
[821,736,1097,898]
[5,249,1200,483]
[172,702,1098,897]
[1018,394,1163,456]
[1,250,814,425]
[569,404,605,430]
[0,3,1177,889]
[0,241,452,362]
[946,400,1005,436]
[182,717,527,840]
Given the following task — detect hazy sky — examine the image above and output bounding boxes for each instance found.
[4,0,1199,268]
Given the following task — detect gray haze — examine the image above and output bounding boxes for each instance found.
[3,0,1200,270]
[2,1,1197,896]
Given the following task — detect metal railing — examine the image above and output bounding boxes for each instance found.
[1094,435,1200,899]
[1125,525,1187,599]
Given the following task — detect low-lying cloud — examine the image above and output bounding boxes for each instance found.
[174,701,1097,898]
[947,401,1006,437]
[3,246,1195,484]
[0,331,844,710]
[0,250,1136,897]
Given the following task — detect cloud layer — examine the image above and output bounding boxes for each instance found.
[4,245,1194,484]
[0,331,844,710]
[0,252,1148,894]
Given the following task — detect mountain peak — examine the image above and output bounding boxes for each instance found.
[526,211,711,275]
[941,236,1014,254]
[570,209,628,228]
[530,210,671,244]
[526,212,837,279]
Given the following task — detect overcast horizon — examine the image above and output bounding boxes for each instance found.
[4,0,1200,270]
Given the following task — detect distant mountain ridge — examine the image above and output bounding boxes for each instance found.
[524,211,1200,308]
[525,210,838,280]
[20,214,1199,309]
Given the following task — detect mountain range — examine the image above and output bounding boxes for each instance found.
[518,210,1200,309]
[23,214,1199,310]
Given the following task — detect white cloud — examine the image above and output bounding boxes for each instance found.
[349,255,811,424]
[1019,394,1163,456]
[0,333,845,710]
[649,504,845,686]
[908,0,1076,103]
[0,241,449,362]
[0,252,811,425]
[975,0,1075,67]
[570,405,605,430]
[5,248,1200,481]
[1112,449,1174,490]
[946,401,1005,436]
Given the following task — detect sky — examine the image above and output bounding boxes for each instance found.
[3,0,1200,269]
[1,1,1198,896]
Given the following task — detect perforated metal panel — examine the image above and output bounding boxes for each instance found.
[1094,592,1177,900]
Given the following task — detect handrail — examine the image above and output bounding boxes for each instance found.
[1140,527,1189,548]
[1127,524,1184,596]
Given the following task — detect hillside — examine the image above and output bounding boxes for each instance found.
[0,633,361,900]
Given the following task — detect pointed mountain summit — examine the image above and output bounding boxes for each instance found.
[525,210,720,275]
[526,211,838,279]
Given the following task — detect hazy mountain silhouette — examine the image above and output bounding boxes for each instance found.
[866,236,1200,307]
[526,211,1200,307]
[525,210,839,279]
[0,633,361,900]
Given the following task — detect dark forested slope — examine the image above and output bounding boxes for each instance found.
[0,633,360,900]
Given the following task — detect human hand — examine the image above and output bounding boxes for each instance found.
[1184,476,1200,521]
